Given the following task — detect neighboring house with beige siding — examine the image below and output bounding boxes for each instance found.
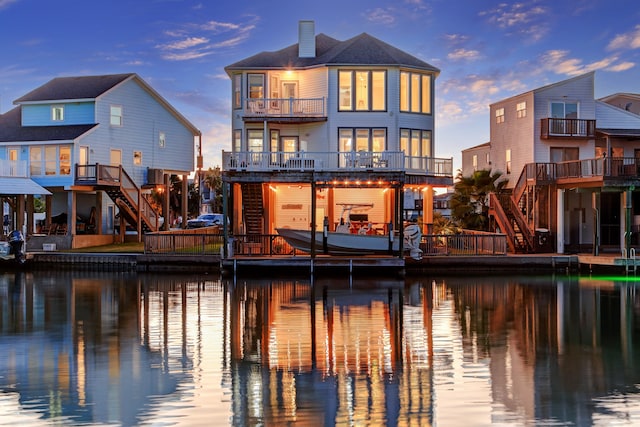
[463,72,640,255]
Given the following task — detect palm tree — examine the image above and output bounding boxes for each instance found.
[451,169,507,231]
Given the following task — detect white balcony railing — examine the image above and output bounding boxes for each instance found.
[0,160,28,177]
[243,98,325,118]
[222,151,453,177]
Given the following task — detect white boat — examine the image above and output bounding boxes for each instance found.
[276,227,400,255]
[276,203,423,259]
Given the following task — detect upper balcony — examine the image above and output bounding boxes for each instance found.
[222,151,453,178]
[0,160,28,177]
[241,97,327,123]
[540,118,596,139]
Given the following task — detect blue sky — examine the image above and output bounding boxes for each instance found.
[1,0,639,173]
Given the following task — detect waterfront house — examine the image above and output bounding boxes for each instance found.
[221,21,453,255]
[462,72,640,254]
[0,73,200,249]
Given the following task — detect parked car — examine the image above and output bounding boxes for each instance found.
[186,213,226,229]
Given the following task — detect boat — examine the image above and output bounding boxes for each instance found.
[276,204,423,259]
[276,227,400,255]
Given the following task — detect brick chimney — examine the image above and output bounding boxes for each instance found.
[298,20,315,58]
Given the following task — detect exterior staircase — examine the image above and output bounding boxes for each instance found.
[75,164,162,236]
[489,163,554,253]
[241,183,264,235]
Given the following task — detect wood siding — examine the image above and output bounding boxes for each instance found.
[21,102,95,126]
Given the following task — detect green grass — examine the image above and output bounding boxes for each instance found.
[67,241,145,253]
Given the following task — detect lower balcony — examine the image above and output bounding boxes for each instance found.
[222,151,453,177]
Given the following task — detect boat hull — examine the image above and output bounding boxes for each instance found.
[276,228,399,255]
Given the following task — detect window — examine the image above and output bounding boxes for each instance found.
[248,74,264,99]
[338,70,386,111]
[550,147,579,162]
[496,107,505,124]
[516,102,526,118]
[29,145,71,175]
[506,149,511,174]
[473,154,478,171]
[45,146,57,175]
[247,130,264,152]
[338,128,387,152]
[110,105,123,126]
[30,147,42,175]
[400,129,432,157]
[159,132,166,148]
[400,71,432,114]
[233,74,242,109]
[59,146,71,175]
[51,105,64,121]
[133,151,142,165]
[233,130,242,152]
[551,101,578,119]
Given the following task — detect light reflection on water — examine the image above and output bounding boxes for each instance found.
[0,271,639,426]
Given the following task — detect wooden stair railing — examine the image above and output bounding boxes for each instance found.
[489,193,518,253]
[241,183,264,235]
[506,195,535,251]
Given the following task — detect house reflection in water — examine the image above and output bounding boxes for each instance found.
[226,277,433,426]
[0,272,639,425]
[0,272,184,425]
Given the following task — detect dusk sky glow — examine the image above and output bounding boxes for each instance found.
[1,0,638,172]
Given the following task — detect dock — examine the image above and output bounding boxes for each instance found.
[17,251,640,275]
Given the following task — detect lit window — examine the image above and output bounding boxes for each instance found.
[233,74,242,109]
[110,105,123,126]
[516,102,526,118]
[233,130,242,152]
[247,130,263,152]
[473,154,478,171]
[52,105,64,121]
[506,149,511,174]
[60,146,71,175]
[338,70,386,111]
[159,132,166,148]
[133,151,142,165]
[248,74,264,99]
[400,71,432,114]
[496,107,505,124]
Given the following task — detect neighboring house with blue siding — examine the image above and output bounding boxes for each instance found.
[220,21,453,256]
[462,72,640,255]
[0,73,200,249]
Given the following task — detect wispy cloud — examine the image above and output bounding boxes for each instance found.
[448,48,481,61]
[0,0,18,10]
[364,7,397,25]
[156,17,258,61]
[539,49,630,75]
[479,2,549,42]
[607,24,640,50]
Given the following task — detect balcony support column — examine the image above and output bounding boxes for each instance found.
[557,189,565,254]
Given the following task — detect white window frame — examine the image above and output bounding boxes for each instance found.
[110,105,123,126]
[51,105,64,122]
[133,151,142,165]
[516,102,526,118]
[159,131,166,148]
[496,107,505,124]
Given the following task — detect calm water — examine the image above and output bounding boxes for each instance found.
[0,271,639,426]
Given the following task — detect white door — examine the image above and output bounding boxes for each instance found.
[281,81,298,114]
[110,149,122,166]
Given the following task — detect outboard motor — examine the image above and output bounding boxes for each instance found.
[8,230,25,264]
[403,223,423,261]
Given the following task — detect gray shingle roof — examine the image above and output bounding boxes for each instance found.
[0,107,96,142]
[14,73,134,103]
[597,128,640,137]
[225,33,439,73]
